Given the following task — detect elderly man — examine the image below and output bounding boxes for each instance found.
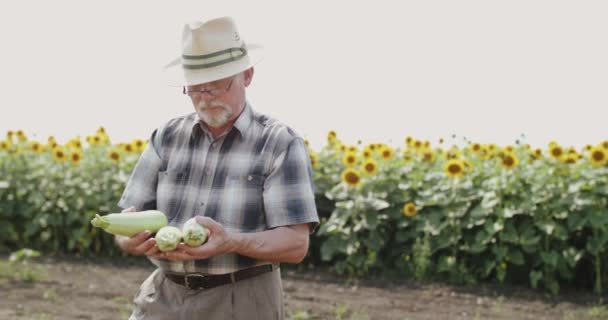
[115,16,319,320]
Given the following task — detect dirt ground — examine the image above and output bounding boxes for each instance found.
[0,255,607,320]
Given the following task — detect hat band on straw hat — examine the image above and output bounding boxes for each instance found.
[182,46,248,70]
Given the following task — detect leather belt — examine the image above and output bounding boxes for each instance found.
[164,264,274,290]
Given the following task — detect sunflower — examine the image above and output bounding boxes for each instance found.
[361,159,378,175]
[66,136,82,149]
[443,159,465,178]
[70,150,83,165]
[121,143,134,153]
[379,146,394,160]
[53,148,67,162]
[402,202,417,217]
[131,139,145,152]
[504,145,515,153]
[108,150,121,163]
[549,144,563,160]
[361,147,373,159]
[402,151,414,163]
[602,140,608,150]
[470,143,482,153]
[413,140,422,149]
[29,141,42,153]
[309,152,319,169]
[16,130,27,142]
[589,146,608,167]
[342,152,358,167]
[563,153,578,164]
[439,138,444,144]
[341,168,361,187]
[421,149,436,163]
[0,140,11,151]
[500,152,519,170]
[97,126,106,135]
[304,139,310,147]
[347,145,358,153]
[445,146,461,160]
[404,136,413,147]
[327,130,337,142]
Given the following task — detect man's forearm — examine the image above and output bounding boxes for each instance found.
[232,224,310,264]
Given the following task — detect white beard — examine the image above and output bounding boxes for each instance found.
[197,100,233,128]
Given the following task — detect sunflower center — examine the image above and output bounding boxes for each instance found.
[448,164,462,174]
[346,172,360,184]
[593,151,605,161]
[503,156,514,166]
[552,148,562,157]
[365,163,375,172]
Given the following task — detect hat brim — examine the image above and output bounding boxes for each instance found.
[163,45,263,87]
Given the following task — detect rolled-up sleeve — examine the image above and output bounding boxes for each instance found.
[117,130,162,211]
[263,138,319,233]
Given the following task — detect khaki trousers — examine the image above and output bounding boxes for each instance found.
[129,266,283,320]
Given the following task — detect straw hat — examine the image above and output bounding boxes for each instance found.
[164,16,262,86]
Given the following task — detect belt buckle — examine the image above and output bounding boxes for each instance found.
[184,273,207,290]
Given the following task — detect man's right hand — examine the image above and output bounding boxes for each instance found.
[114,207,161,256]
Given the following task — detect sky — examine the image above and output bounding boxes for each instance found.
[0,0,606,150]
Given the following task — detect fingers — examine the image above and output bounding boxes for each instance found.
[123,231,152,254]
[133,237,157,255]
[121,206,137,213]
[195,216,223,234]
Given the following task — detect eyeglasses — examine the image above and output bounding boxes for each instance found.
[182,77,235,99]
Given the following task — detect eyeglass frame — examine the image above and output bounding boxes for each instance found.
[182,77,235,99]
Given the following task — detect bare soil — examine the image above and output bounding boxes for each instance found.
[0,255,607,320]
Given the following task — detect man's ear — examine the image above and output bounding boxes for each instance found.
[243,67,254,87]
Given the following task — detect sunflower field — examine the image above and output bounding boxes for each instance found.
[1,128,608,295]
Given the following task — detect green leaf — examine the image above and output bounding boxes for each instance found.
[508,248,525,266]
[499,224,519,244]
[363,232,385,251]
[540,251,559,269]
[587,209,608,227]
[530,270,543,289]
[586,233,608,255]
[492,246,508,260]
[567,212,587,231]
[483,260,496,277]
[320,236,348,261]
[562,247,583,268]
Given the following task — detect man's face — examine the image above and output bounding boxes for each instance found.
[187,69,252,128]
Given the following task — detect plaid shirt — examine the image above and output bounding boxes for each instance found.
[118,102,319,274]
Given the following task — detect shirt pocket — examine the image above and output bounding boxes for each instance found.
[217,174,266,230]
[157,170,188,221]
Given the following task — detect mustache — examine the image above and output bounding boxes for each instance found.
[197,100,229,110]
